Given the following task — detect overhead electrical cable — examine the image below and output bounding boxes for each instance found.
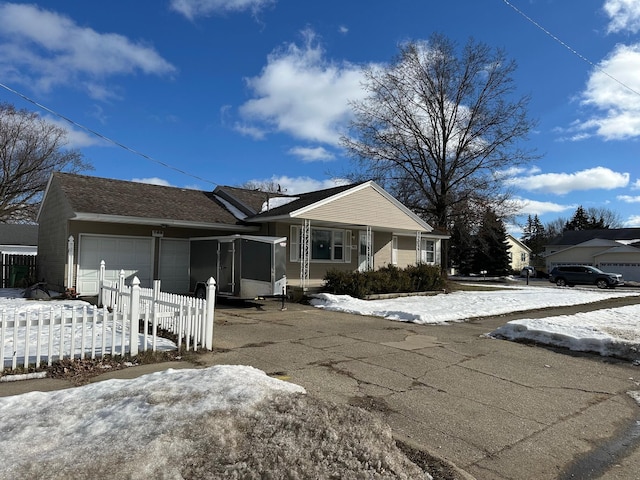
[501,0,640,99]
[0,80,218,187]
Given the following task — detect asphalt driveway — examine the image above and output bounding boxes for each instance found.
[202,295,640,480]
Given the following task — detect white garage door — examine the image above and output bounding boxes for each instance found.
[77,235,153,295]
[598,263,640,282]
[158,238,190,294]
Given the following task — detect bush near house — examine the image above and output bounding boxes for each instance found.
[322,264,445,298]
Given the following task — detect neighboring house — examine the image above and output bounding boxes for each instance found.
[506,234,532,273]
[0,224,38,287]
[543,229,640,281]
[37,173,448,295]
[0,224,38,255]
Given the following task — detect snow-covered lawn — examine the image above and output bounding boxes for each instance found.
[311,284,640,361]
[1,288,176,369]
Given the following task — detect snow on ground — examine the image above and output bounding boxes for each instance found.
[311,285,640,362]
[0,365,430,480]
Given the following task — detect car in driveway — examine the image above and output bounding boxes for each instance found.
[548,265,624,289]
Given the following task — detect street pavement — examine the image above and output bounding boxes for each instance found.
[3,294,640,479]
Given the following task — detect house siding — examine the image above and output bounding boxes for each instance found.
[300,187,427,231]
[37,179,74,291]
[396,236,417,267]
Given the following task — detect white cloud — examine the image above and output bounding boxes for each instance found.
[604,0,640,34]
[624,214,640,227]
[170,0,274,20]
[245,175,350,195]
[504,166,629,194]
[510,197,576,216]
[631,179,640,190]
[0,3,176,99]
[571,43,640,140]
[617,194,640,203]
[131,177,172,186]
[238,29,367,146]
[287,146,335,162]
[44,116,106,149]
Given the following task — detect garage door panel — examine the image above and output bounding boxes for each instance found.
[159,239,190,294]
[78,235,152,295]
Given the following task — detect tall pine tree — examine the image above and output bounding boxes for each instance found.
[473,207,511,275]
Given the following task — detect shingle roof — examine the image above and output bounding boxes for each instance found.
[0,224,38,245]
[214,186,274,216]
[54,172,241,225]
[547,228,640,246]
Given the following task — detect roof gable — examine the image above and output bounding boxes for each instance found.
[247,181,434,232]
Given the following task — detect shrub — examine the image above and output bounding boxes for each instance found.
[322,264,444,298]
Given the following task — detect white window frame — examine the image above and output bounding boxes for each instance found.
[290,225,351,263]
[420,238,435,264]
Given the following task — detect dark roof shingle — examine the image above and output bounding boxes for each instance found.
[54,173,240,225]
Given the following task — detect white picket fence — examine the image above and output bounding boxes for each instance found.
[0,264,216,373]
[98,264,216,354]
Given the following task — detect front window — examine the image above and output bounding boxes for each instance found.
[420,238,435,263]
[291,225,350,262]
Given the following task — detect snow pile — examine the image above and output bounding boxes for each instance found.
[489,304,640,360]
[310,286,638,324]
[0,365,430,480]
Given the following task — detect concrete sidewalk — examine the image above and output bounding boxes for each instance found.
[2,296,640,479]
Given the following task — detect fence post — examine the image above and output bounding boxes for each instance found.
[98,260,105,307]
[129,276,140,356]
[204,277,216,350]
[117,269,125,312]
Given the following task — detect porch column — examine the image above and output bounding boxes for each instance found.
[299,219,310,289]
[364,226,372,271]
[415,231,422,264]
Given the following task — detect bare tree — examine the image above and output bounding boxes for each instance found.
[585,206,624,229]
[0,103,90,222]
[341,34,537,269]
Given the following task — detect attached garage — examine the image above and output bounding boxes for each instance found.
[77,235,153,296]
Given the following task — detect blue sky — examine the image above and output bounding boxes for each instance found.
[0,0,639,233]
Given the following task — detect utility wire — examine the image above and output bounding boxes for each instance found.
[501,0,640,99]
[0,81,218,187]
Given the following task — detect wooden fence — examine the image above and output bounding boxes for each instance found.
[0,265,216,373]
[1,254,37,288]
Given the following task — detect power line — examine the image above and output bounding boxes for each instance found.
[501,0,640,99]
[0,81,218,187]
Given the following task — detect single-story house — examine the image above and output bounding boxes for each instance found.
[544,229,640,281]
[506,234,532,273]
[37,172,448,296]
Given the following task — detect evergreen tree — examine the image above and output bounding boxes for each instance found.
[472,208,511,275]
[564,205,608,231]
[450,216,475,275]
[521,214,545,267]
